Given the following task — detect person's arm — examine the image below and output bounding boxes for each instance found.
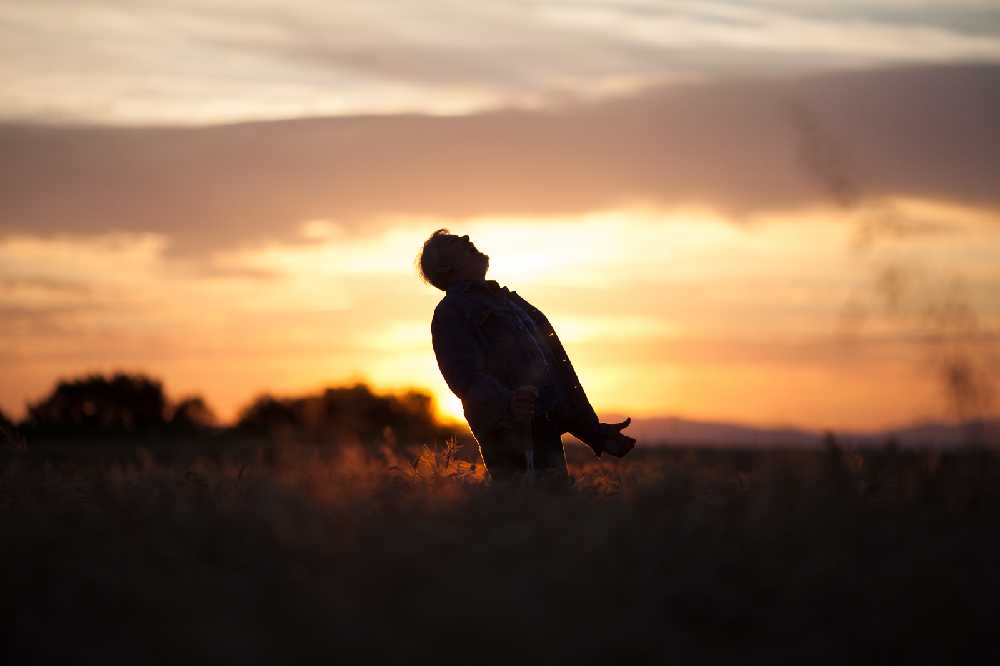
[431,300,513,433]
[513,294,636,457]
[513,296,605,455]
[544,322,607,454]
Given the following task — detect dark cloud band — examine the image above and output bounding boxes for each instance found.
[2,64,998,256]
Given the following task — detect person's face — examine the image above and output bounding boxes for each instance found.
[438,234,489,283]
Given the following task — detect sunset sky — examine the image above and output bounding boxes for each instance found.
[2,1,999,431]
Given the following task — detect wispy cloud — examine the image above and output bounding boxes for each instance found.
[2,0,999,123]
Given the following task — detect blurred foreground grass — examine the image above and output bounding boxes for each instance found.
[3,440,1000,664]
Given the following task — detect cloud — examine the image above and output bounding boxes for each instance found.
[2,64,998,256]
[3,1,1000,124]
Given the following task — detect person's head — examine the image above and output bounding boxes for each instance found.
[417,229,489,290]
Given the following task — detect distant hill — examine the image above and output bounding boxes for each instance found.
[620,416,1000,448]
[623,417,821,448]
[861,420,1000,448]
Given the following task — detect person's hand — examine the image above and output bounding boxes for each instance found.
[511,385,538,423]
[600,417,636,457]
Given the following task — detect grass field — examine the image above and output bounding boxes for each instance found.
[3,439,1000,664]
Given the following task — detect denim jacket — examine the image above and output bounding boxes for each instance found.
[431,280,604,455]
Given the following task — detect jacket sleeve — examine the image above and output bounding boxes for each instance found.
[516,297,604,456]
[431,300,513,434]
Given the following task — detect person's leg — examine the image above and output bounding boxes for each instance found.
[472,425,526,482]
[531,421,569,478]
[473,422,570,483]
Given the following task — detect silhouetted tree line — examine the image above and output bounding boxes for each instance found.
[5,373,460,448]
[236,385,444,445]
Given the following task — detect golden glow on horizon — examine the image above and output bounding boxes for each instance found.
[2,199,999,431]
[436,392,466,424]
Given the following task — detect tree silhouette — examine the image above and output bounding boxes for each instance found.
[25,373,169,440]
[0,407,19,446]
[236,383,450,447]
[168,395,218,434]
[235,394,298,439]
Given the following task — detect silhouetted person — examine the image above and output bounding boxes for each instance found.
[419,229,635,481]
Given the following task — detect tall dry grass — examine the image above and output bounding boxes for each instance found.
[3,440,1000,664]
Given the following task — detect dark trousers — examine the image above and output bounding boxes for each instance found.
[473,418,569,482]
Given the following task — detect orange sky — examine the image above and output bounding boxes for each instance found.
[2,2,999,431]
[3,201,998,430]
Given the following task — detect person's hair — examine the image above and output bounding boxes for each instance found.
[417,228,454,290]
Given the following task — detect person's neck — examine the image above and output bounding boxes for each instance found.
[446,276,489,293]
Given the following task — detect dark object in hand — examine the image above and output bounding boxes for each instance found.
[600,418,636,457]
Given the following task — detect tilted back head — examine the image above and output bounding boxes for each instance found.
[417,228,456,290]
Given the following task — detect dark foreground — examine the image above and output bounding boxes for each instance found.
[3,441,999,665]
